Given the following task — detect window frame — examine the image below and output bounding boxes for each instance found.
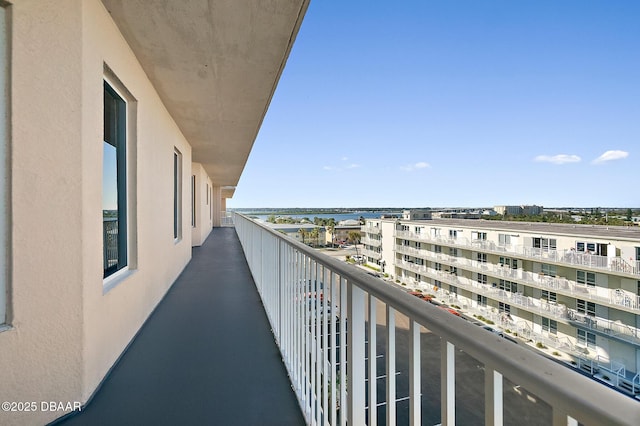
[173,148,182,241]
[103,81,128,279]
[0,4,9,326]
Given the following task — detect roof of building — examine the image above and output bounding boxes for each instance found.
[382,218,640,241]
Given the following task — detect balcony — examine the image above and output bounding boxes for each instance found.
[394,230,640,278]
[361,236,382,248]
[61,216,639,425]
[361,247,382,260]
[58,227,304,426]
[395,244,640,315]
[361,225,382,235]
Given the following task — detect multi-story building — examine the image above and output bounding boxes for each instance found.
[494,204,544,216]
[365,215,640,394]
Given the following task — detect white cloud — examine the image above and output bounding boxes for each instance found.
[322,166,334,171]
[592,150,629,164]
[346,163,361,169]
[341,156,348,161]
[401,161,431,172]
[533,154,581,165]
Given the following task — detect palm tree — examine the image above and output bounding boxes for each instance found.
[299,228,307,244]
[310,227,320,247]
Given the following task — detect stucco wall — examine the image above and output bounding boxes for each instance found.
[81,0,193,403]
[0,1,199,424]
[191,162,213,246]
[0,2,85,425]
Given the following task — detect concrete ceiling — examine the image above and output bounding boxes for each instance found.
[101,0,309,190]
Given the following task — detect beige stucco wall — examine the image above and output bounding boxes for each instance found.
[191,163,213,246]
[81,0,193,403]
[0,1,199,424]
[0,2,85,425]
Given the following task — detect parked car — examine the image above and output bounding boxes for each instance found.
[409,291,433,302]
[439,306,461,316]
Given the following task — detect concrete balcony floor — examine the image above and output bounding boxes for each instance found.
[55,228,304,426]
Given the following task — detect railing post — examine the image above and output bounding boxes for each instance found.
[485,367,503,426]
[409,320,421,426]
[347,281,366,426]
[441,340,455,425]
[386,306,396,426]
[368,294,377,426]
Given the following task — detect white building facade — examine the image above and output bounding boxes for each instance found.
[364,216,640,395]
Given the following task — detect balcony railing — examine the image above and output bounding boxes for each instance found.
[103,217,119,275]
[395,244,640,314]
[235,213,639,426]
[361,236,382,248]
[394,230,640,278]
[221,211,234,226]
[361,247,382,260]
[361,225,382,235]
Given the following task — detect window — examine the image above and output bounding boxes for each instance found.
[577,299,596,316]
[499,302,511,313]
[499,279,517,293]
[534,237,557,251]
[449,285,458,295]
[477,295,487,307]
[576,242,585,252]
[449,247,458,257]
[416,242,421,249]
[500,256,518,269]
[435,262,442,271]
[498,233,511,246]
[577,330,596,349]
[414,227,421,234]
[0,5,8,325]
[103,81,128,278]
[635,247,640,261]
[416,274,421,282]
[476,252,487,263]
[191,175,196,227]
[473,231,487,240]
[434,245,442,253]
[541,290,557,302]
[449,266,458,276]
[542,318,558,335]
[173,149,182,240]
[449,229,457,239]
[477,273,487,285]
[576,271,595,287]
[541,263,556,276]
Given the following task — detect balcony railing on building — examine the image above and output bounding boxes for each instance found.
[395,244,640,314]
[394,230,640,278]
[234,213,639,426]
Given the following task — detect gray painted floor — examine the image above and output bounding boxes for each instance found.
[55,227,305,426]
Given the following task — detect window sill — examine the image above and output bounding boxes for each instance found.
[103,268,136,295]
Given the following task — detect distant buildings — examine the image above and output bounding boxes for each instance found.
[494,205,544,216]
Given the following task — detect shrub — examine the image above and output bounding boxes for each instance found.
[505,329,511,334]
[536,342,546,349]
[552,351,560,356]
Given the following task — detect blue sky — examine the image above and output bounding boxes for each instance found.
[230,1,639,209]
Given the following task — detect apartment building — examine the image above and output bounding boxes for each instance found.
[0,1,307,424]
[362,215,640,395]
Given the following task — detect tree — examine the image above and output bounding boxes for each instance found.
[267,214,277,223]
[299,228,308,244]
[327,224,336,247]
[347,231,361,245]
[310,227,320,247]
[627,208,633,221]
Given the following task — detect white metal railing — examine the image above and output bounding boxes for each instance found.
[234,213,640,426]
[361,236,382,247]
[395,244,640,314]
[361,247,382,260]
[221,211,234,226]
[394,230,640,277]
[568,310,640,345]
[361,225,382,235]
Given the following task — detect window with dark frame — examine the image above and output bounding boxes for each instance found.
[103,81,127,278]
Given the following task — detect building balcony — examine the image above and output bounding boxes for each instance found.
[395,244,640,315]
[361,225,382,235]
[361,236,382,248]
[394,230,640,279]
[361,247,382,260]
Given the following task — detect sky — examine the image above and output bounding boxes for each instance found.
[229,0,639,209]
